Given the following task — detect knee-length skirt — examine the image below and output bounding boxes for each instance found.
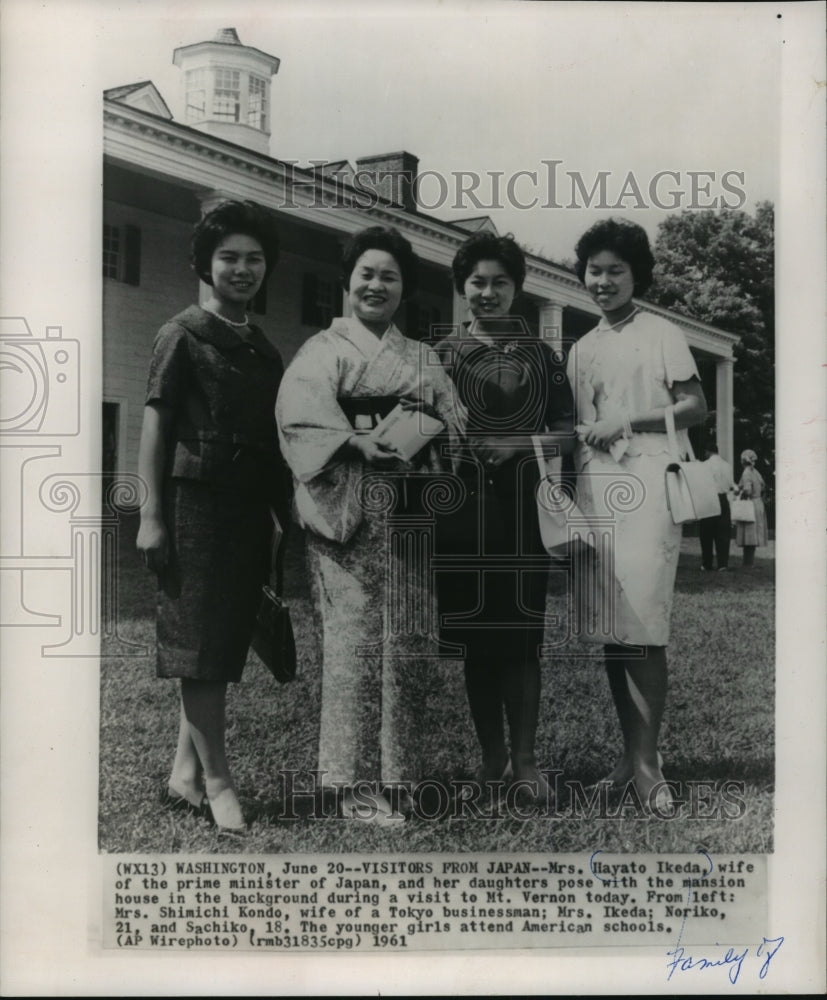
[572,448,682,647]
[156,478,272,682]
[433,464,550,664]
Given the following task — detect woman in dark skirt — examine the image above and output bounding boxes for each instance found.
[435,232,575,805]
[136,201,289,832]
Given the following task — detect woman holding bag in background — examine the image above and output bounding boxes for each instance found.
[568,218,707,813]
[735,449,768,567]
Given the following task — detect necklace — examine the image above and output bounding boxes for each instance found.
[203,305,249,328]
[600,306,638,332]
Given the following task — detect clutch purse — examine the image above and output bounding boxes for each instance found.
[252,585,297,683]
[663,406,721,524]
[250,514,297,683]
[730,498,756,523]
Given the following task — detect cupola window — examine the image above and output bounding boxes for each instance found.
[248,74,267,130]
[213,67,240,121]
[185,68,206,122]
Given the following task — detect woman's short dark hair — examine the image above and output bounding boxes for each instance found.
[341,226,419,299]
[451,232,527,294]
[191,200,280,285]
[574,218,655,296]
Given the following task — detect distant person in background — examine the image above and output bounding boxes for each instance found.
[699,443,735,571]
[735,449,768,567]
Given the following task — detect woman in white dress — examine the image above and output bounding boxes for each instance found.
[567,219,707,812]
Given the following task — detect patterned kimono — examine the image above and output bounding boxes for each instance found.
[276,317,462,786]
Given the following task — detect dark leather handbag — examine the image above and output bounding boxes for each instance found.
[251,518,297,683]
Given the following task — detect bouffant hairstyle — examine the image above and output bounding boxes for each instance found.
[340,226,419,300]
[574,218,655,296]
[451,232,526,295]
[191,200,280,285]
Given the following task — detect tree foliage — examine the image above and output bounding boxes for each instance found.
[648,204,775,502]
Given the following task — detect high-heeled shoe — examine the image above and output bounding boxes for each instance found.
[511,759,555,808]
[159,783,209,818]
[592,751,665,790]
[474,758,513,785]
[341,791,406,827]
[206,787,248,834]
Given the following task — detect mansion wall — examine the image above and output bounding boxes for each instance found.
[102,197,453,477]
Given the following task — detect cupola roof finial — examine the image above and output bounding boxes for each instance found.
[213,27,241,45]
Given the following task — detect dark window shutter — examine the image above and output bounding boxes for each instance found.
[123,225,141,286]
[301,273,319,325]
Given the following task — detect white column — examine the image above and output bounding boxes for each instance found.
[452,290,466,332]
[538,300,564,348]
[716,356,735,466]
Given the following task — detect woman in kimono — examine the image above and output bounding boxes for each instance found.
[434,232,575,807]
[136,200,289,832]
[567,218,707,813]
[276,226,461,824]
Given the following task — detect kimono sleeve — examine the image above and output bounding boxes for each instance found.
[275,334,353,483]
[145,323,189,408]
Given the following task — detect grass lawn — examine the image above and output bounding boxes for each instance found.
[100,516,774,855]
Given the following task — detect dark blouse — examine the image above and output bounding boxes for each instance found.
[435,325,574,556]
[432,324,574,655]
[146,305,290,512]
[444,336,572,435]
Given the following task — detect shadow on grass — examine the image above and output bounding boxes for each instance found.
[101,510,775,854]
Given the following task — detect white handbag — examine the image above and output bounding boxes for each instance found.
[533,436,590,556]
[663,406,721,524]
[730,498,756,523]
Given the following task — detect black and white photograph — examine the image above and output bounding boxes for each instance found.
[1,0,824,994]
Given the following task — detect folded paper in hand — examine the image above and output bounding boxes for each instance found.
[368,404,444,461]
[575,423,630,463]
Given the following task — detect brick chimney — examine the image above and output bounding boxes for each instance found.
[354,151,419,212]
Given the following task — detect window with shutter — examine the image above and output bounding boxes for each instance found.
[301,274,339,327]
[103,222,141,286]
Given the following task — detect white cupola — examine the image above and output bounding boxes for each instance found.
[172,27,280,155]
